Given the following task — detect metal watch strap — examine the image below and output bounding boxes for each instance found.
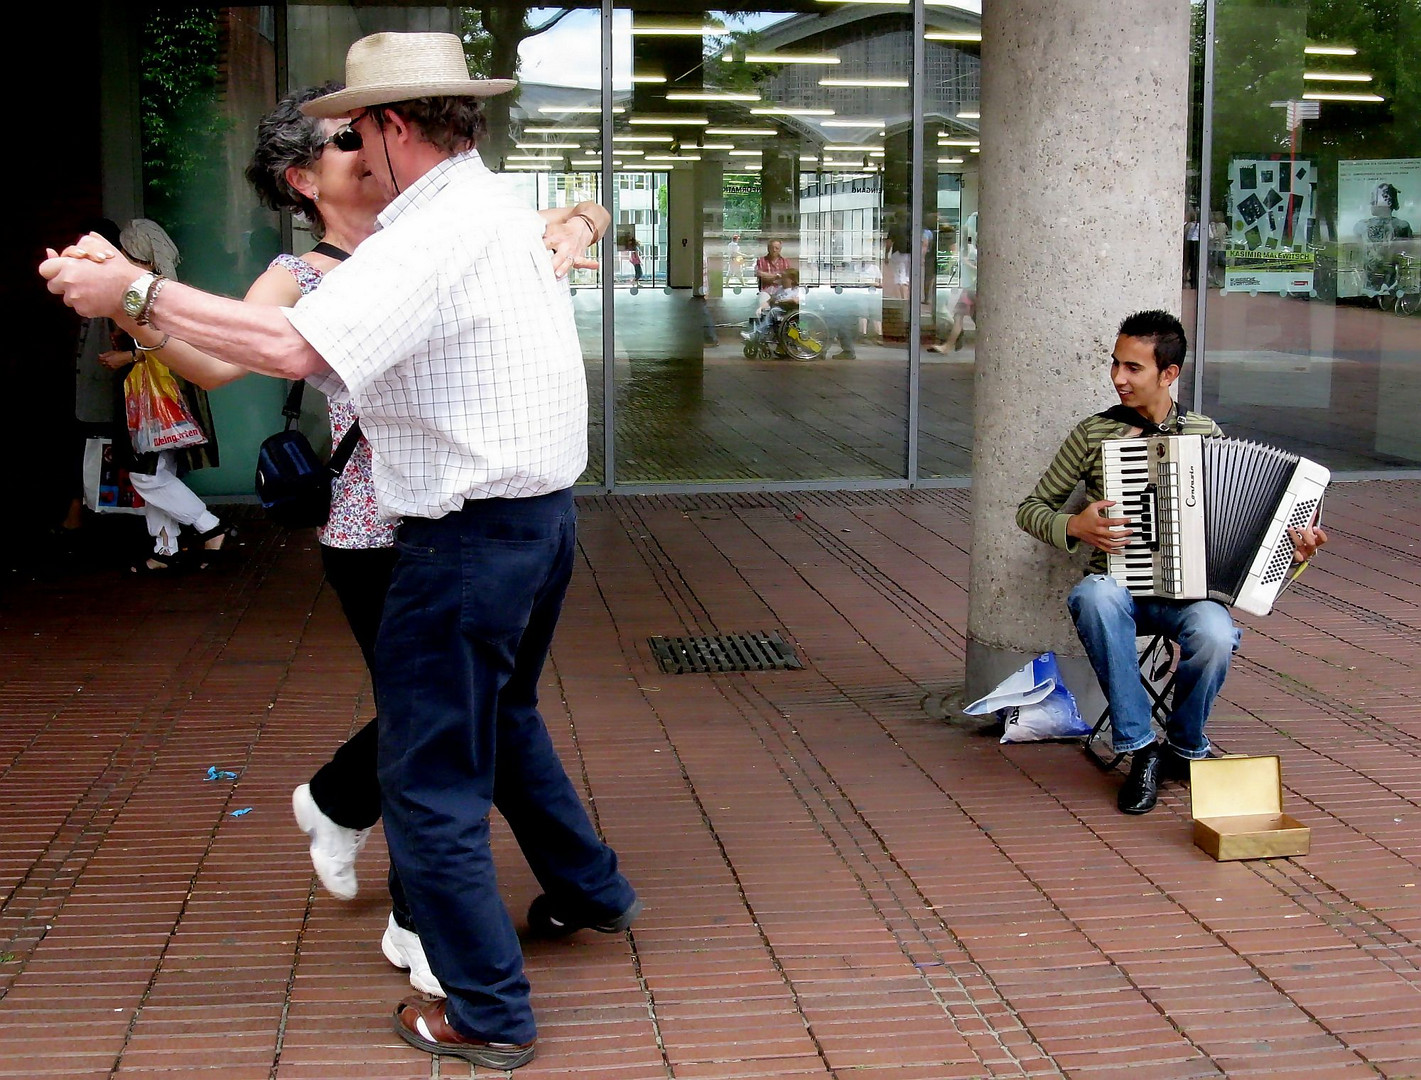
[135,275,167,326]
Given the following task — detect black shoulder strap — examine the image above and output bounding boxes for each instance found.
[280,244,347,427]
[1096,403,1178,436]
[282,380,304,428]
[328,420,363,477]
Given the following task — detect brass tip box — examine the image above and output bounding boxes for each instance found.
[1189,755,1310,861]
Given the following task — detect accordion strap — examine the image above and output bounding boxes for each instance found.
[1097,403,1182,436]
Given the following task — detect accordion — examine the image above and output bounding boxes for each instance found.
[1100,434,1329,616]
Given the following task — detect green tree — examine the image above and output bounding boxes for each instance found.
[141,8,228,212]
[461,6,576,168]
[1210,0,1421,228]
[140,6,235,292]
[723,175,762,235]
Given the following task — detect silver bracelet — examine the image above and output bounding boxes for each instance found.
[571,211,600,244]
[133,334,170,352]
[136,275,167,326]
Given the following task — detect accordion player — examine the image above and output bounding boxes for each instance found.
[1101,434,1329,616]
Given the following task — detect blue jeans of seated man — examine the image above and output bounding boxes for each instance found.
[375,490,636,1045]
[1067,574,1241,759]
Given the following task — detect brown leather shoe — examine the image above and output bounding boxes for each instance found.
[392,995,535,1069]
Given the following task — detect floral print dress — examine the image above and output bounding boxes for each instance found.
[271,254,394,550]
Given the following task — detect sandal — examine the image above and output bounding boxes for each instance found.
[195,523,237,569]
[131,552,177,574]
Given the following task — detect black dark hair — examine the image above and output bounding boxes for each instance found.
[1372,182,1401,210]
[373,96,486,154]
[244,81,344,237]
[79,217,122,246]
[1118,309,1187,372]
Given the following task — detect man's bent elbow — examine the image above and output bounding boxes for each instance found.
[265,330,328,380]
[1014,502,1033,536]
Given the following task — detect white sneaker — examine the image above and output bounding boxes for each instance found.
[382,913,445,997]
[291,783,369,900]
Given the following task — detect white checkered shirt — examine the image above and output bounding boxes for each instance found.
[285,151,587,520]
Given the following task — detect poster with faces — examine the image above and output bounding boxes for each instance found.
[1338,158,1420,240]
[1337,158,1421,298]
[1228,157,1316,250]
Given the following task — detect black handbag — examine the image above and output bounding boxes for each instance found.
[253,241,360,529]
[255,380,362,528]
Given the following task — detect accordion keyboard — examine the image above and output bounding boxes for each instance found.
[1102,436,1208,600]
[1102,438,1156,593]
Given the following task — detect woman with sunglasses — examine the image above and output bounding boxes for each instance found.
[113,83,610,999]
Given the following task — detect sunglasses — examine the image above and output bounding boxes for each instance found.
[323,126,363,153]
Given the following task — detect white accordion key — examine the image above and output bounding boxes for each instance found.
[1102,438,1154,593]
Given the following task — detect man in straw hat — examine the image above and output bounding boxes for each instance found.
[42,31,637,1070]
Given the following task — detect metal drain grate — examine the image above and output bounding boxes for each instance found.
[648,632,803,674]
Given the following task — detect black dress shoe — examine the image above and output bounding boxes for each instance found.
[1160,748,1194,784]
[1118,743,1162,814]
[527,894,642,938]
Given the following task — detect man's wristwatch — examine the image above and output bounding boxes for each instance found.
[122,272,166,326]
[122,273,157,321]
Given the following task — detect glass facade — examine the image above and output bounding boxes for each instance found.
[104,0,1421,498]
[1195,0,1421,470]
[135,6,285,494]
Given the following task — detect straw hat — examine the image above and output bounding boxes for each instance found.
[303,32,516,118]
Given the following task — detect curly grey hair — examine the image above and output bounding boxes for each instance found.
[244,82,344,238]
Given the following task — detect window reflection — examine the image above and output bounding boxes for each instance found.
[606,4,922,485]
[1201,0,1421,470]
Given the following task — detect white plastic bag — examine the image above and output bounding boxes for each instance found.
[963,651,1090,744]
[82,436,145,515]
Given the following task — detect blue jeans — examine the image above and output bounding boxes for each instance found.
[1067,574,1240,758]
[374,490,636,1044]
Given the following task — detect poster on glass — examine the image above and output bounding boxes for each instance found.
[1222,157,1316,297]
[1336,158,1420,307]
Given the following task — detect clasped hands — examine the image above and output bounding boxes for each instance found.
[43,221,598,310]
[39,232,136,320]
[1068,499,1328,563]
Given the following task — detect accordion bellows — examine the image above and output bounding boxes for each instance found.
[1102,434,1330,616]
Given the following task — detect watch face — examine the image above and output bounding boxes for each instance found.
[122,275,152,318]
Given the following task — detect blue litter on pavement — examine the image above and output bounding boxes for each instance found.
[230,807,253,817]
[205,766,239,781]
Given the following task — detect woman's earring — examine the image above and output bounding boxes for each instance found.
[312,191,320,202]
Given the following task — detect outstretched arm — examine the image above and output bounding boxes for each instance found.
[41,233,327,380]
[115,265,306,390]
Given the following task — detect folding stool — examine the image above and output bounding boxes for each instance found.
[1083,633,1178,770]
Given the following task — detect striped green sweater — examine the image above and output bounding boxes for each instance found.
[1015,408,1224,574]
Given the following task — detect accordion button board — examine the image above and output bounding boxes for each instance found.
[1101,434,1329,616]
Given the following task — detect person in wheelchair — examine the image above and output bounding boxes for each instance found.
[1016,311,1327,815]
[743,268,804,346]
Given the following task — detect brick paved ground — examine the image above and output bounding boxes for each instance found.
[1,482,1419,1078]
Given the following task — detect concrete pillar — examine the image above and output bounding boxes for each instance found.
[695,159,725,298]
[964,0,1190,705]
[760,148,798,255]
[667,168,697,289]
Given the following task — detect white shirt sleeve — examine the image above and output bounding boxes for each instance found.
[284,221,451,398]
